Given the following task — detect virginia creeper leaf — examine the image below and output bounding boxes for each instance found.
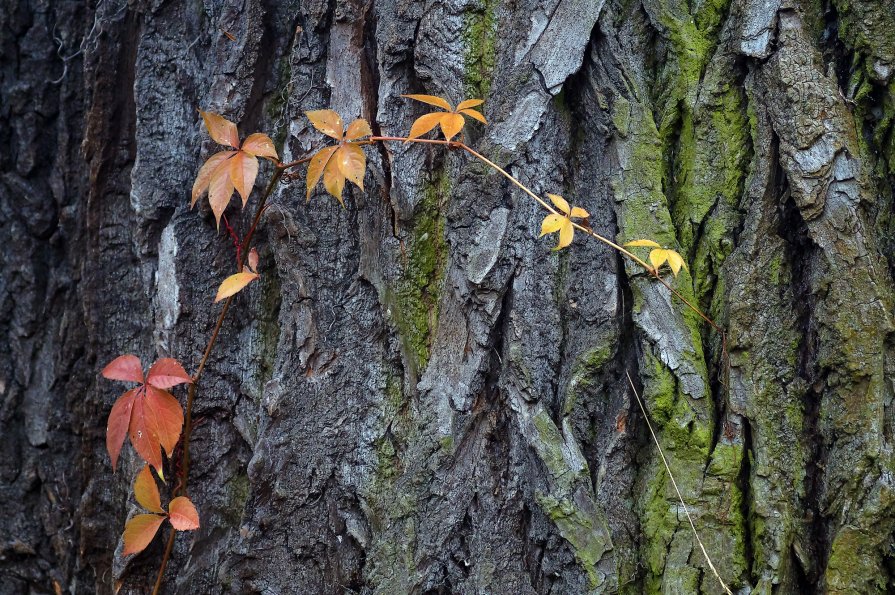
[229,151,259,206]
[624,239,661,248]
[128,392,164,474]
[323,157,346,205]
[557,220,574,250]
[344,119,372,141]
[457,98,485,110]
[102,355,143,383]
[547,193,571,216]
[649,249,669,271]
[337,143,366,191]
[402,94,452,111]
[305,110,344,140]
[208,157,236,229]
[144,386,184,457]
[439,113,465,141]
[192,152,233,207]
[247,247,259,273]
[407,113,444,140]
[215,272,260,303]
[122,514,166,556]
[570,206,590,218]
[460,108,487,124]
[200,111,239,148]
[146,358,192,389]
[107,388,139,471]
[306,146,338,200]
[241,133,278,159]
[168,496,200,531]
[540,214,565,236]
[133,465,164,514]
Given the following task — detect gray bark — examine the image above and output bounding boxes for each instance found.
[3,0,895,592]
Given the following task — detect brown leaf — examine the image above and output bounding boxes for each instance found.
[344,119,373,141]
[337,143,366,191]
[122,514,166,556]
[133,466,164,514]
[241,133,278,159]
[407,112,443,140]
[192,152,233,207]
[168,496,200,531]
[229,151,259,206]
[215,272,260,303]
[200,111,239,148]
[305,110,344,140]
[402,94,452,111]
[306,146,338,200]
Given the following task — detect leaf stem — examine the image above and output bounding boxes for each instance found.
[151,166,285,595]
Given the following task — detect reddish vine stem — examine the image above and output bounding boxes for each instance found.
[152,166,285,595]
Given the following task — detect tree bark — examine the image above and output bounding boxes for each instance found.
[3,0,895,592]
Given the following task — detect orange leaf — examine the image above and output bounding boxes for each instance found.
[146,358,191,389]
[344,119,372,141]
[241,133,278,159]
[122,514,166,555]
[229,151,259,206]
[144,386,184,457]
[107,388,138,471]
[133,466,164,513]
[407,112,443,140]
[460,108,487,124]
[306,146,338,200]
[102,355,143,383]
[439,113,465,141]
[208,158,235,229]
[402,94,452,111]
[323,157,346,204]
[457,98,485,110]
[128,392,163,474]
[192,152,233,207]
[305,109,344,140]
[168,496,200,531]
[337,143,366,191]
[215,271,260,303]
[200,111,239,148]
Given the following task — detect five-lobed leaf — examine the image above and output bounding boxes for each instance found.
[402,94,487,141]
[304,112,371,203]
[168,496,201,530]
[624,240,689,277]
[539,194,590,250]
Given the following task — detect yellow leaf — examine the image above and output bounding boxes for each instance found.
[649,249,669,271]
[460,108,487,124]
[191,152,233,207]
[407,112,443,140]
[215,272,260,303]
[337,143,366,190]
[456,98,485,110]
[241,133,278,159]
[306,146,338,200]
[665,250,688,276]
[570,206,589,219]
[402,94,452,111]
[439,113,465,141]
[547,193,570,215]
[556,220,574,250]
[200,111,239,148]
[540,214,565,236]
[133,466,164,514]
[624,239,662,248]
[323,157,346,205]
[305,109,344,140]
[345,119,373,140]
[229,151,259,206]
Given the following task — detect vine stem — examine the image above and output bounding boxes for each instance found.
[151,166,285,595]
[625,371,733,595]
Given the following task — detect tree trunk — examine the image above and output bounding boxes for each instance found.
[3,0,895,592]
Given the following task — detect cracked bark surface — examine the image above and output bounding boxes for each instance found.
[3,0,895,592]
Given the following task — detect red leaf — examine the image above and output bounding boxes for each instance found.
[122,514,166,555]
[146,358,192,389]
[102,355,143,383]
[144,386,184,457]
[106,388,138,471]
[133,466,164,514]
[128,391,163,473]
[168,496,200,530]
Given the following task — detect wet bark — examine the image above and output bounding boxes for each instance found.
[3,0,895,592]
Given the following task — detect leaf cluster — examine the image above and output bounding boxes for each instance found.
[123,466,199,555]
